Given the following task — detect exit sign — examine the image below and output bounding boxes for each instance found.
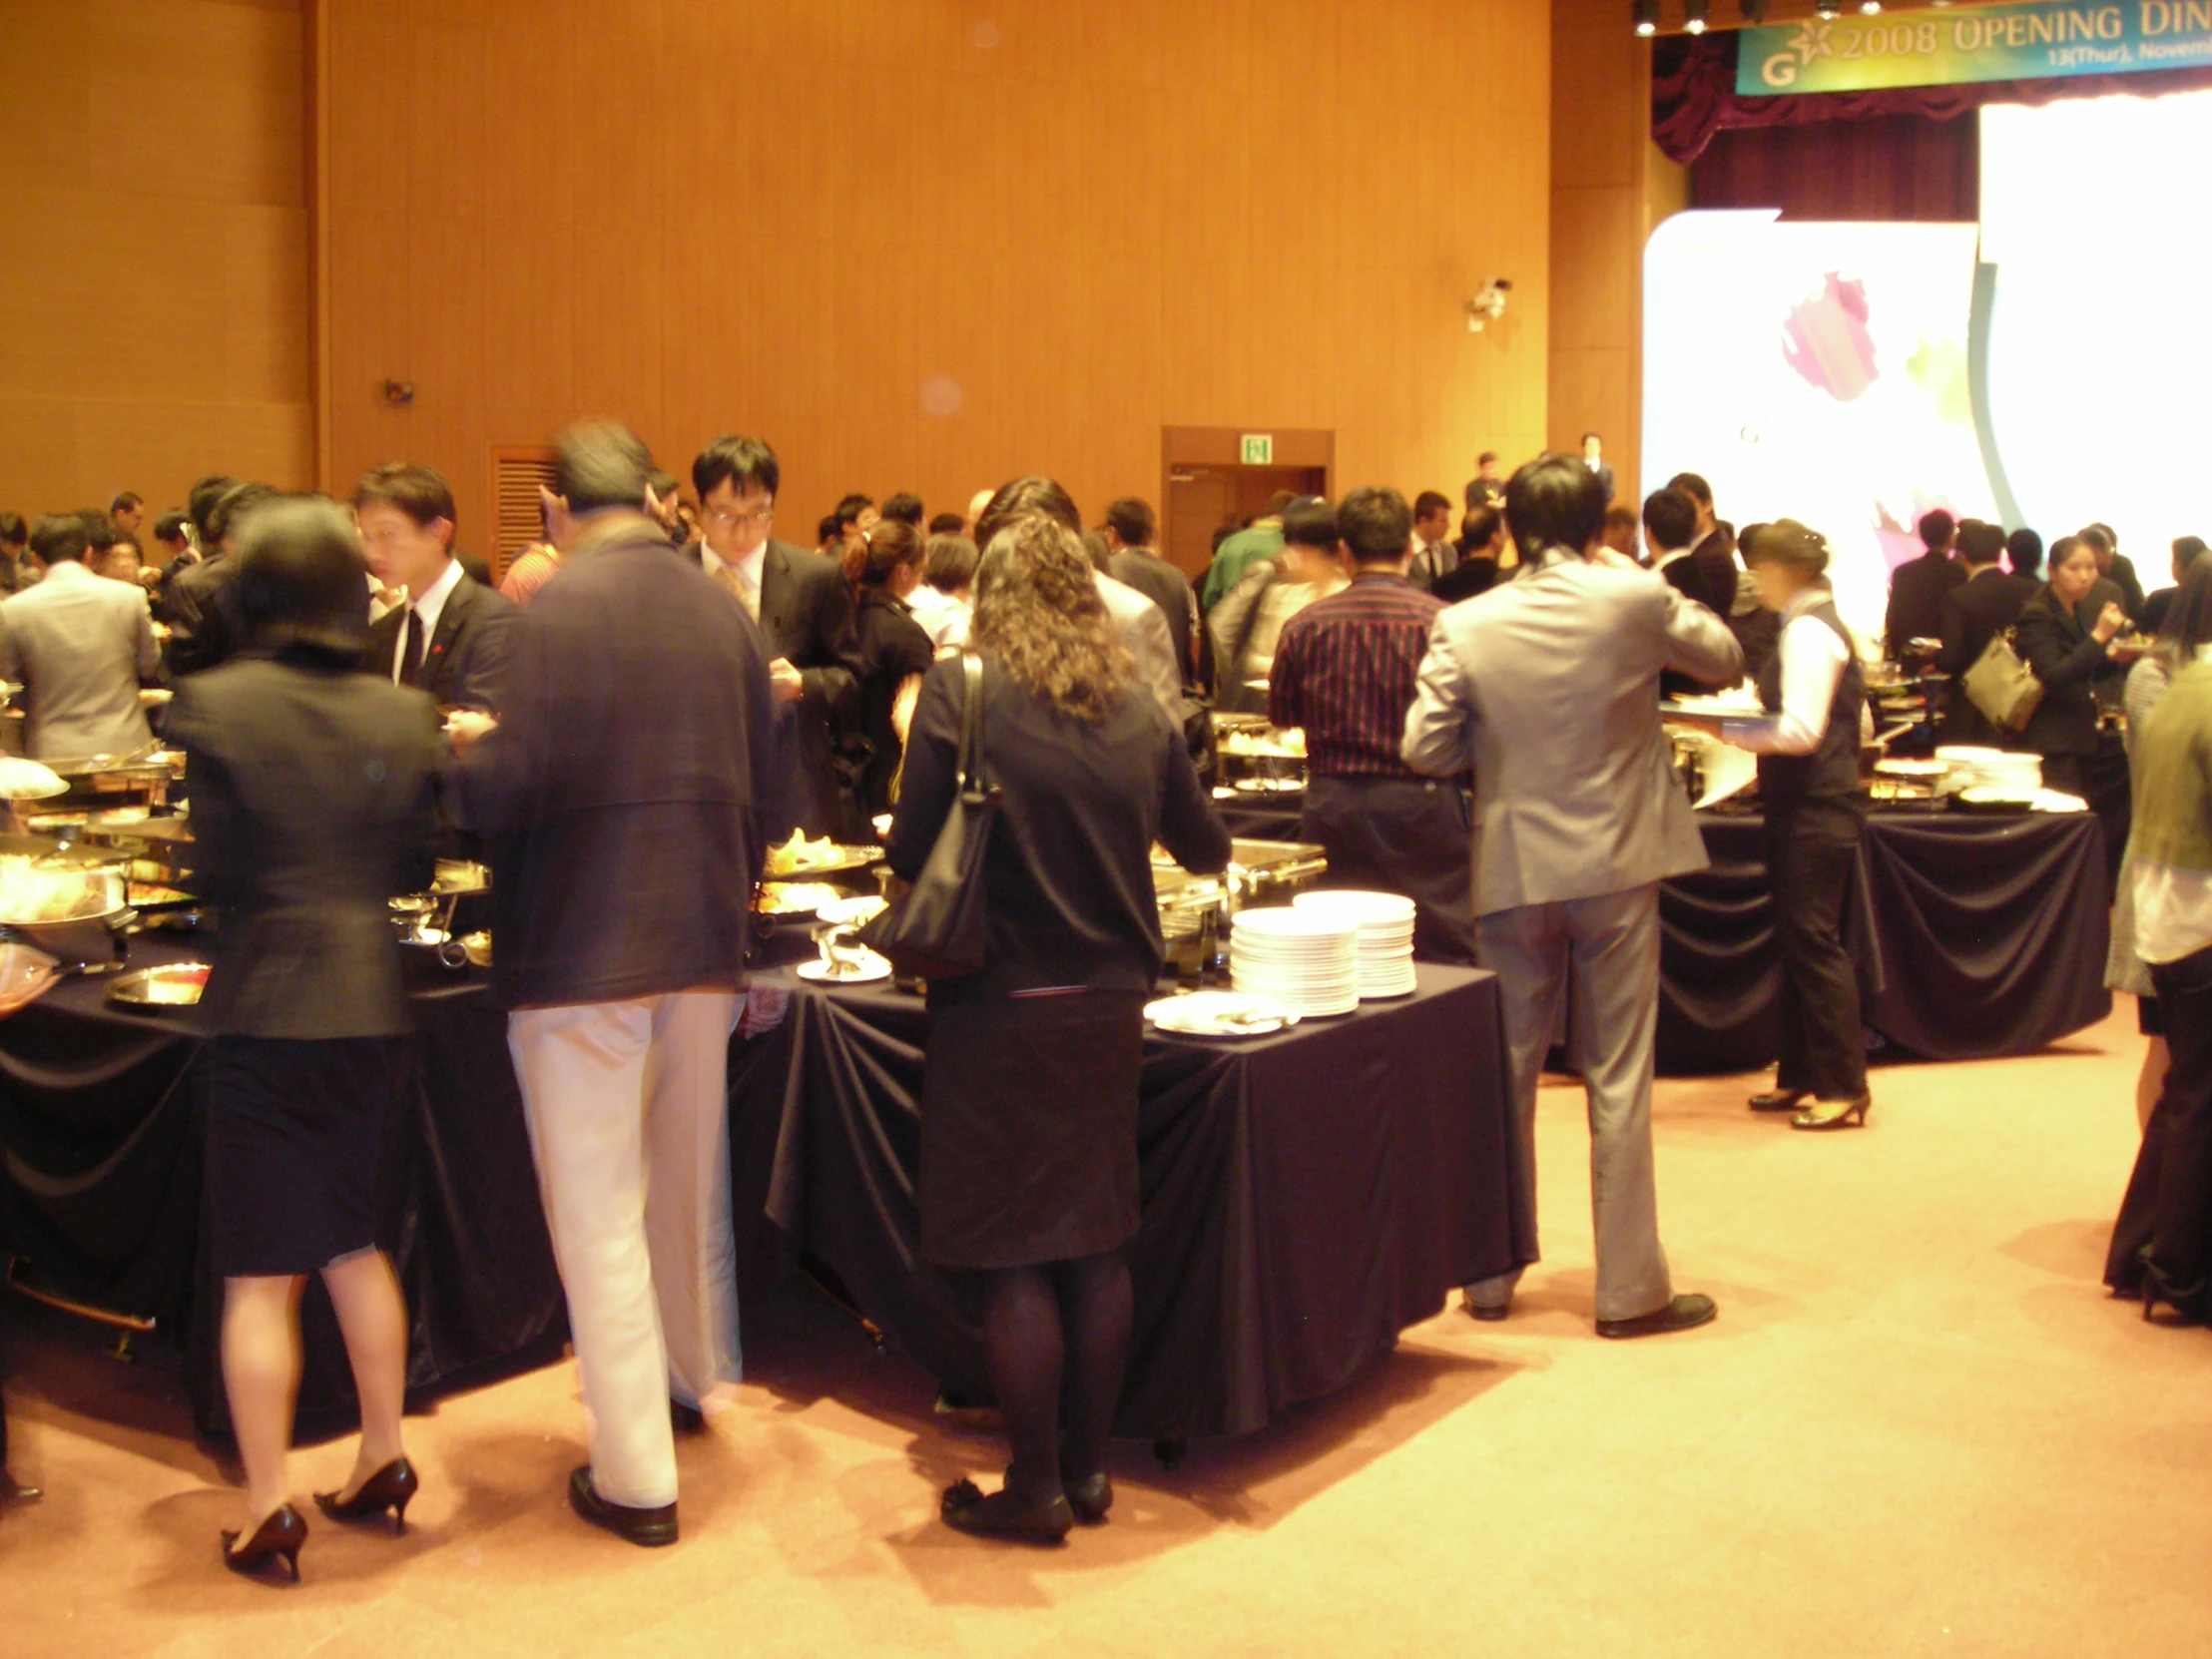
[1240,433,1273,465]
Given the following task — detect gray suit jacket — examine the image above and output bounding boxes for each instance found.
[1401,548,1743,915]
[1097,570,1184,722]
[0,560,159,760]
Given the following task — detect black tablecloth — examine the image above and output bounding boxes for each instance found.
[738,964,1523,1440]
[1659,809,2111,1074]
[0,934,566,1438]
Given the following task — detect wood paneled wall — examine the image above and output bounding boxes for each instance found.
[1547,0,1685,509]
[0,0,311,525]
[317,0,1553,548]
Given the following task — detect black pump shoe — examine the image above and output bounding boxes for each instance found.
[568,1466,678,1547]
[941,1478,1074,1543]
[1063,1469,1114,1526]
[1748,1088,1806,1113]
[1791,1094,1872,1132]
[313,1456,418,1533]
[222,1503,307,1581]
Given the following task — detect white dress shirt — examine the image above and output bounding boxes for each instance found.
[1723,587,1851,757]
[904,583,970,649]
[389,556,466,684]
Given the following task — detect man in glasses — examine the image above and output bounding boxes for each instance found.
[690,433,861,838]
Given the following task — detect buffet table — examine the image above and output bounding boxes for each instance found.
[0,935,1522,1445]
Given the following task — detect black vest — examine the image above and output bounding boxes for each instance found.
[1756,596,1864,801]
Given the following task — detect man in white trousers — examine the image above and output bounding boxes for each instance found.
[450,420,780,1545]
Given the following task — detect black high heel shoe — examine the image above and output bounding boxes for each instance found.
[222,1503,307,1581]
[941,1478,1074,1543]
[1748,1088,1806,1114]
[1791,1094,1871,1132]
[2141,1265,2207,1327]
[313,1456,418,1533]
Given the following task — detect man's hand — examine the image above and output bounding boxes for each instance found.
[770,658,805,703]
[2093,601,2128,644]
[445,710,496,755]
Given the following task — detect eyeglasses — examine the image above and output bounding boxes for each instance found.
[706,501,775,529]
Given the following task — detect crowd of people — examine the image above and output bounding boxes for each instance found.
[0,424,2205,1575]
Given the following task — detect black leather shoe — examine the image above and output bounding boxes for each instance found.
[1063,1469,1113,1526]
[670,1398,707,1435]
[941,1478,1073,1544]
[568,1466,678,1547]
[1597,1294,1718,1341]
[1748,1089,1806,1113]
[1466,1300,1511,1323]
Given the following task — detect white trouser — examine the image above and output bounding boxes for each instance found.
[509,991,741,1508]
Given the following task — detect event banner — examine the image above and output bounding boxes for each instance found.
[1739,1,2212,93]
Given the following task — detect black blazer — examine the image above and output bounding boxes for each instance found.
[886,654,1231,1001]
[690,537,860,838]
[850,586,936,815]
[363,569,517,713]
[1659,551,1739,699]
[169,655,440,1039]
[1884,550,1966,658]
[1936,567,2039,744]
[453,516,779,1009]
[1108,549,1199,689]
[164,555,249,678]
[2107,553,2146,622]
[2015,584,2119,759]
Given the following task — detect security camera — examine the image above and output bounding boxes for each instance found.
[1466,279,1511,332]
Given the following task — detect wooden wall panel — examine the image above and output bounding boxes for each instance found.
[319,0,1552,549]
[0,0,310,521]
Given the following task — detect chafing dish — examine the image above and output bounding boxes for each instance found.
[1155,839,1328,987]
[105,961,210,1011]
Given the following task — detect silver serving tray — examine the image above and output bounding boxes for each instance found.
[105,961,211,1010]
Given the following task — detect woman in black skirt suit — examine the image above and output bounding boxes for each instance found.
[848,517,938,814]
[168,496,440,1578]
[886,481,1231,1542]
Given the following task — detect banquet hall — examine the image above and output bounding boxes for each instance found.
[2,1,2211,1654]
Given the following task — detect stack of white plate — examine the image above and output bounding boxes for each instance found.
[1934,746,2041,798]
[1229,906,1360,1017]
[1293,890,1418,999]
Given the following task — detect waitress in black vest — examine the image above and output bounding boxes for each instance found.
[1718,520,1873,1132]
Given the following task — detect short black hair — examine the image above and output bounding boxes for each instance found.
[2174,535,2208,575]
[77,509,118,553]
[1412,490,1452,522]
[188,475,239,544]
[927,511,966,536]
[2088,521,2118,550]
[1582,432,1603,444]
[1459,505,1503,549]
[1265,489,1298,518]
[1918,509,1956,552]
[1477,450,1498,466]
[2047,533,2091,578]
[833,493,874,529]
[556,420,652,514]
[1282,498,1340,551]
[111,491,142,514]
[2006,527,2043,577]
[2157,554,2212,656]
[881,492,924,528]
[1665,471,1713,509]
[353,461,457,532]
[1506,453,1607,557]
[208,481,276,547]
[0,512,24,548]
[1642,488,1698,552]
[691,434,780,502]
[153,509,189,545]
[1104,497,1156,548]
[924,533,979,594]
[1338,488,1412,564]
[1955,520,2006,565]
[237,494,374,661]
[2077,523,2113,556]
[31,513,89,564]
[818,513,842,546]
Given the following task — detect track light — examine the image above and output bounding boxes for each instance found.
[1633,0,1658,36]
[1816,0,1840,16]
[1684,0,1710,32]
[1860,0,1883,12]
[1740,0,1768,21]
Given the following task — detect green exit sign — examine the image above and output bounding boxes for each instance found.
[1240,433,1273,465]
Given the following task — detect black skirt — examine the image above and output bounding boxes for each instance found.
[202,1035,403,1278]
[917,989,1146,1271]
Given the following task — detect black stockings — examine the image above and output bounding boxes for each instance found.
[978,1251,1132,1501]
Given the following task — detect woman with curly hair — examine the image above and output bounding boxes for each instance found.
[884,479,1230,1542]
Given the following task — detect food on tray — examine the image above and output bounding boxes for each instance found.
[757,881,846,915]
[765,830,845,876]
[1219,727,1307,759]
[0,855,116,924]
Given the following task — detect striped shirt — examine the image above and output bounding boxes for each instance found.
[1268,572,1446,780]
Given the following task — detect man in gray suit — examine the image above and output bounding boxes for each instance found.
[1402,454,1741,1340]
[0,514,158,760]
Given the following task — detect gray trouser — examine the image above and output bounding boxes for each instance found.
[1468,884,1674,1323]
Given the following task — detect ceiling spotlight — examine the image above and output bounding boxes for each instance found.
[1860,0,1883,11]
[1740,0,1768,21]
[1816,0,1841,16]
[1684,0,1710,31]
[1633,0,1658,35]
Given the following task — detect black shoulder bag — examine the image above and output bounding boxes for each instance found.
[858,653,1000,979]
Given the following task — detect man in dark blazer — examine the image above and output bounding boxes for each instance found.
[166,481,275,677]
[1936,519,2040,746]
[353,463,516,713]
[2081,523,2146,624]
[449,421,778,1548]
[1101,495,1198,689]
[689,432,860,839]
[2140,537,2207,637]
[1884,509,1965,659]
[1644,487,1739,698]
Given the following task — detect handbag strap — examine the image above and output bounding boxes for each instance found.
[955,651,986,797]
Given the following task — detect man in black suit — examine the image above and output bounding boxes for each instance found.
[689,433,860,839]
[354,463,516,712]
[1101,496,1198,688]
[1884,508,1965,660]
[2140,536,2207,637]
[166,481,275,677]
[1663,471,1739,595]
[449,420,779,1548]
[1463,451,1504,512]
[2081,523,2146,623]
[1581,432,1616,505]
[1645,487,1740,698]
[1936,519,2040,746]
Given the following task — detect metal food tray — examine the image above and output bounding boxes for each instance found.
[105,961,211,1010]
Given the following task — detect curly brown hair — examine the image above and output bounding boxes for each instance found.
[970,516,1131,723]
